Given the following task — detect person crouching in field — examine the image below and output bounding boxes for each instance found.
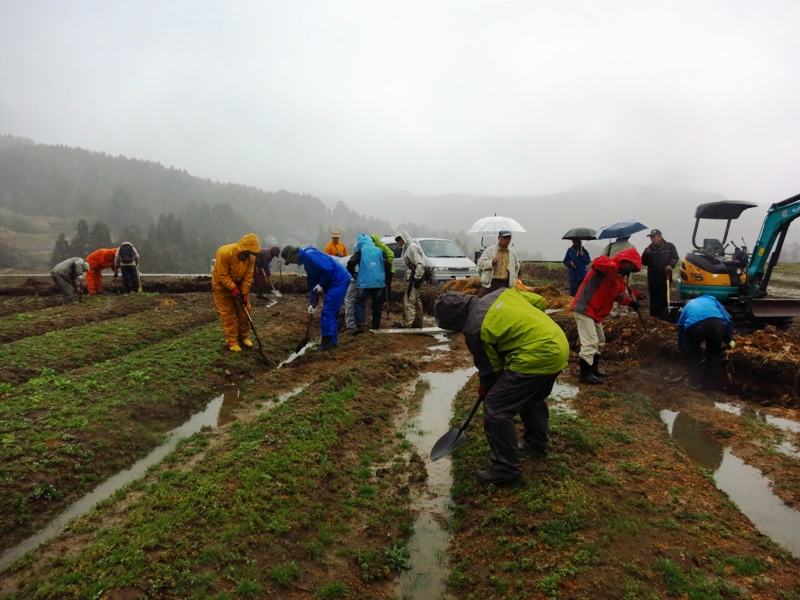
[85,248,118,295]
[212,233,260,352]
[253,245,281,298]
[51,257,90,304]
[434,288,569,485]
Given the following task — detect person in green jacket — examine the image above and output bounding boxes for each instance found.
[434,287,569,485]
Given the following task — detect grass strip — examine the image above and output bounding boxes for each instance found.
[5,377,416,598]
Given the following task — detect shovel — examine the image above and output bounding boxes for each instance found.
[430,395,483,462]
[269,276,282,297]
[294,313,314,354]
[240,298,274,366]
[136,265,143,293]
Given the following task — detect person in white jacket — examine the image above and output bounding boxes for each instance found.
[395,229,425,328]
[477,231,520,297]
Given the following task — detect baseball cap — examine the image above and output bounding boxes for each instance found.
[499,230,512,237]
[647,229,662,237]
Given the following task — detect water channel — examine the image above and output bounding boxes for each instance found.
[0,385,304,572]
[660,409,800,557]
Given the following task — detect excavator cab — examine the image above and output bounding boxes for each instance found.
[678,201,758,302]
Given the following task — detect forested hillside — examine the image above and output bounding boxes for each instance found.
[0,135,398,271]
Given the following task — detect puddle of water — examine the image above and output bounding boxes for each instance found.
[395,368,476,600]
[660,410,800,557]
[549,381,579,416]
[776,441,800,459]
[715,402,800,434]
[0,387,242,572]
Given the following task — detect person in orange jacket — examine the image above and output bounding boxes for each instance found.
[212,233,261,352]
[85,248,119,295]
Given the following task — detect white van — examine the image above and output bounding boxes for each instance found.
[380,236,478,285]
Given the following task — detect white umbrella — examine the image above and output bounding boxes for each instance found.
[467,215,526,234]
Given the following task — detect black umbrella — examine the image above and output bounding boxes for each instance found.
[562,227,596,241]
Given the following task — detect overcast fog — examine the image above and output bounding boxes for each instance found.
[1,1,799,203]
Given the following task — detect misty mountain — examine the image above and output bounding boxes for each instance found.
[337,184,798,261]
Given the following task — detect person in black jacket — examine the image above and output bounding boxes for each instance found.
[641,229,679,319]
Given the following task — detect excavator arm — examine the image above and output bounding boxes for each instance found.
[746,193,800,297]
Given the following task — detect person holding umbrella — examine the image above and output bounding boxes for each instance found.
[561,228,595,296]
[477,231,520,297]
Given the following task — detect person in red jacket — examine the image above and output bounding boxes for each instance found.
[85,248,119,295]
[570,247,643,384]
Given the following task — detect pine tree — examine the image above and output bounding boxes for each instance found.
[51,233,72,265]
[89,221,113,250]
[69,220,91,258]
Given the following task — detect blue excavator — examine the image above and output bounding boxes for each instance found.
[676,192,800,328]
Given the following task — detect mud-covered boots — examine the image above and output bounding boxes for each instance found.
[579,358,603,384]
[592,355,610,378]
[313,336,334,352]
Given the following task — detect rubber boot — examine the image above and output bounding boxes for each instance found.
[313,336,334,352]
[579,358,602,384]
[592,355,610,378]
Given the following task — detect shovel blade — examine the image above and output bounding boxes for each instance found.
[429,427,468,462]
[294,337,310,354]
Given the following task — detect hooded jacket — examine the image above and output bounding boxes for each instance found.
[570,247,642,322]
[86,248,119,272]
[212,233,260,293]
[371,235,395,274]
[435,288,569,387]
[52,257,90,282]
[397,229,425,280]
[254,246,280,287]
[677,295,734,350]
[298,246,352,294]
[347,234,385,289]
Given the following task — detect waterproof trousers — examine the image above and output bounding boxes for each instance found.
[344,279,357,329]
[120,265,139,293]
[212,286,250,348]
[51,272,75,304]
[320,278,349,346]
[355,287,385,329]
[648,275,669,319]
[684,317,727,391]
[483,370,559,479]
[574,311,606,363]
[402,283,423,328]
[86,268,104,294]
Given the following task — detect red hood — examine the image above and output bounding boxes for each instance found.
[613,247,642,271]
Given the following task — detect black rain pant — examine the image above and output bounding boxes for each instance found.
[684,317,727,391]
[483,370,559,479]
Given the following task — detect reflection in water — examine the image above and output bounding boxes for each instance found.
[395,368,476,600]
[661,410,800,558]
[0,387,239,572]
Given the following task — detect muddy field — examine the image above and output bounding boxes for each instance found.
[1,267,799,599]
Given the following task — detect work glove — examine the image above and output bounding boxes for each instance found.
[414,278,422,288]
[477,385,490,401]
[313,284,324,295]
[632,289,645,300]
[308,304,317,315]
[232,286,242,300]
[630,300,641,312]
[728,340,736,349]
[241,294,249,305]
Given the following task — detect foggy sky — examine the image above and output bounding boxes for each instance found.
[1,1,799,203]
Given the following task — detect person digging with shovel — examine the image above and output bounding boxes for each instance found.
[281,244,351,352]
[212,233,260,352]
[253,245,281,299]
[433,287,569,485]
[571,247,643,384]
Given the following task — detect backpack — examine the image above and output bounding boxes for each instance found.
[118,243,135,264]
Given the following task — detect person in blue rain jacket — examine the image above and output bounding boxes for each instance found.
[677,295,734,391]
[563,240,591,296]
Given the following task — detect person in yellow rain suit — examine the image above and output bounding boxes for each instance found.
[212,233,261,352]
